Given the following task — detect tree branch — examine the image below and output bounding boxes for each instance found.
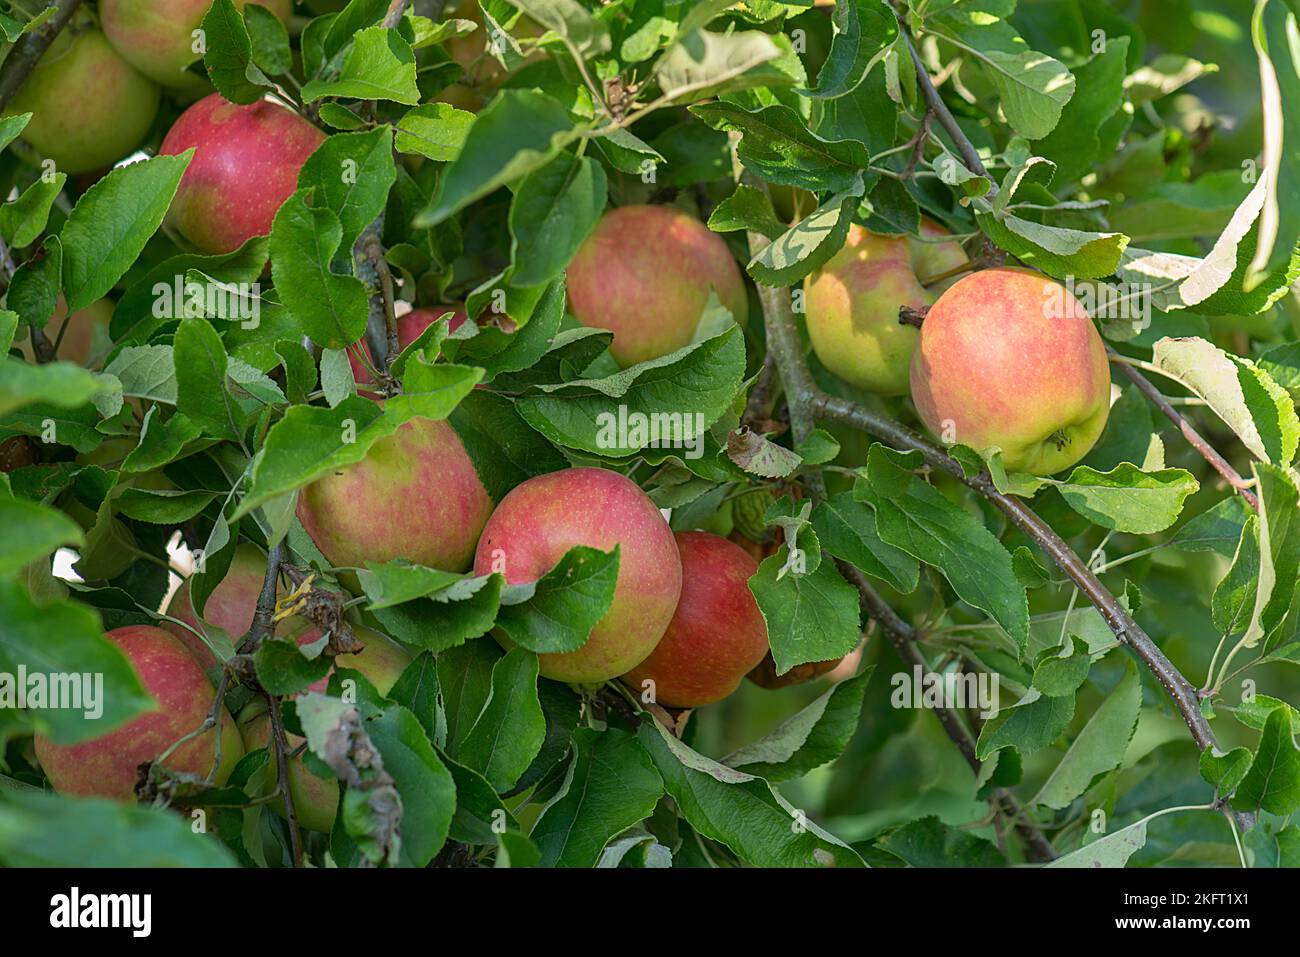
[840,563,1057,862]
[0,0,84,112]
[1108,347,1259,512]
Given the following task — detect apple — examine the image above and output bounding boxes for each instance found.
[909,268,1111,474]
[238,622,412,833]
[159,93,326,254]
[348,306,468,386]
[622,531,769,708]
[19,297,114,369]
[33,625,243,800]
[908,216,969,290]
[472,467,682,684]
[567,205,748,366]
[3,26,159,175]
[805,224,932,395]
[747,651,842,690]
[102,0,291,91]
[297,416,493,572]
[164,542,268,670]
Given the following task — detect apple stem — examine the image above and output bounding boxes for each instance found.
[898,305,929,328]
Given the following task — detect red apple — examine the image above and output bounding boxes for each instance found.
[473,467,682,684]
[910,268,1111,474]
[33,625,243,800]
[566,205,748,366]
[297,417,493,572]
[3,26,159,175]
[103,0,291,91]
[159,94,326,254]
[622,531,769,708]
[164,542,267,670]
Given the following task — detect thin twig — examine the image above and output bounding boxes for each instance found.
[266,693,304,867]
[1107,347,1259,512]
[240,541,283,654]
[841,563,1057,862]
[0,0,84,111]
[360,228,400,383]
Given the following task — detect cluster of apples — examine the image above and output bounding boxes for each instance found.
[807,223,1112,475]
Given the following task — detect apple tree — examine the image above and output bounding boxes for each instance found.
[0,0,1298,870]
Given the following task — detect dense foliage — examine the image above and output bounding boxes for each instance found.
[0,0,1298,869]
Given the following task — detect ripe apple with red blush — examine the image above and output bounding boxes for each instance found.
[622,532,770,709]
[473,467,682,685]
[33,626,243,800]
[160,93,326,254]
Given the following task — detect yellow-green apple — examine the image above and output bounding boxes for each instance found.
[805,225,931,395]
[566,205,748,366]
[347,306,468,386]
[237,623,412,833]
[102,0,291,91]
[908,216,968,290]
[622,531,768,708]
[909,268,1111,474]
[33,625,243,800]
[4,26,159,175]
[159,93,326,254]
[297,416,493,572]
[473,467,682,684]
[19,297,114,368]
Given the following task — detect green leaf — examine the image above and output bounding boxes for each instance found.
[802,0,894,99]
[252,638,333,696]
[976,688,1075,761]
[747,175,867,286]
[504,0,610,56]
[0,357,106,417]
[639,720,863,868]
[458,647,546,792]
[174,317,246,442]
[880,815,1005,867]
[301,26,421,104]
[749,543,861,675]
[931,13,1075,139]
[0,580,152,745]
[1032,661,1141,809]
[59,153,192,312]
[394,102,474,160]
[496,545,618,655]
[297,126,397,250]
[1246,0,1300,287]
[508,152,607,288]
[1031,37,1128,188]
[0,496,82,577]
[810,492,919,593]
[0,790,235,866]
[1047,816,1152,868]
[515,328,746,456]
[1151,337,1300,466]
[1199,746,1253,796]
[1052,463,1199,534]
[723,667,872,782]
[268,190,370,350]
[976,205,1128,279]
[692,101,872,192]
[1233,705,1300,816]
[417,90,587,227]
[861,445,1029,649]
[0,172,66,247]
[531,728,663,867]
[654,28,787,103]
[245,2,292,75]
[707,183,784,240]
[1125,54,1218,103]
[200,0,268,103]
